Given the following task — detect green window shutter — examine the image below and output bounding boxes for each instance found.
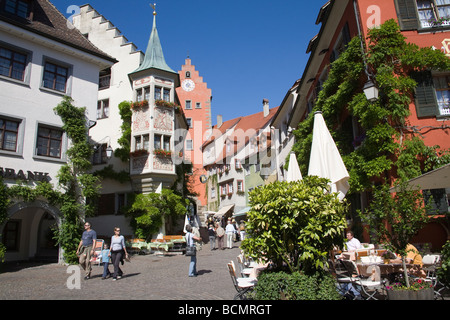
[411,70,438,118]
[394,0,419,31]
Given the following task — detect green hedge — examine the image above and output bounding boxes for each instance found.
[251,270,342,300]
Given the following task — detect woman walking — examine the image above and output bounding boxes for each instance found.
[110,227,129,281]
[185,224,201,277]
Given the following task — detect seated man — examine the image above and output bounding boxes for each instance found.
[345,231,362,251]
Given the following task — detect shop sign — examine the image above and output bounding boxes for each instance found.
[0,167,50,182]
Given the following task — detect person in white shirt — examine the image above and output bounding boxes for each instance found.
[345,231,362,251]
[225,219,236,249]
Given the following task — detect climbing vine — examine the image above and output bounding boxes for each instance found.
[292,19,450,194]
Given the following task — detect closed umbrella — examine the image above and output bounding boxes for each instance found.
[286,152,303,182]
[308,111,349,201]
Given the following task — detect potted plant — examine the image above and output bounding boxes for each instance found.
[363,180,431,299]
[386,279,434,300]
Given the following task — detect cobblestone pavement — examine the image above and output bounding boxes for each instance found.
[0,243,244,300]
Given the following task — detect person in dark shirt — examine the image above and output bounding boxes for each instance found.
[76,222,97,280]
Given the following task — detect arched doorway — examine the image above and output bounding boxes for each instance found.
[2,200,62,263]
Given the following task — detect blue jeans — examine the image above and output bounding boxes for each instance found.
[189,255,197,276]
[102,262,111,278]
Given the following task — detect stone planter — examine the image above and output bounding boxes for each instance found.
[387,288,434,300]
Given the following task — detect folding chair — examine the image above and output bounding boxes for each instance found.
[237,255,254,278]
[423,254,447,300]
[330,259,355,299]
[227,262,257,300]
[341,259,386,300]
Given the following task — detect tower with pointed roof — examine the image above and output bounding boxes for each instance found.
[128,6,187,194]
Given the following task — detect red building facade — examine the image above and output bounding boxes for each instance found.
[296,0,450,250]
[176,58,212,208]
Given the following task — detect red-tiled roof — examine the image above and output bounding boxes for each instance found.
[204,106,280,164]
[0,0,116,63]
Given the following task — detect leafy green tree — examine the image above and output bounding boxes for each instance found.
[127,188,188,240]
[362,180,429,287]
[241,176,348,275]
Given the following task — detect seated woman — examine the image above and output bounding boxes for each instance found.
[390,243,426,278]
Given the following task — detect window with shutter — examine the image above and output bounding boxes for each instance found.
[411,70,439,117]
[423,189,448,215]
[395,0,420,30]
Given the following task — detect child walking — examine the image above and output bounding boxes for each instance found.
[100,243,111,279]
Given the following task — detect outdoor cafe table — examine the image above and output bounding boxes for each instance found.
[357,261,414,281]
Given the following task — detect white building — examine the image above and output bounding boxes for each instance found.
[202,101,279,224]
[72,4,143,238]
[0,0,115,262]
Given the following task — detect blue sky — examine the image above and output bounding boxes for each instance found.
[53,0,323,124]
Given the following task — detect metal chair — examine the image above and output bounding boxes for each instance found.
[423,254,447,300]
[227,262,257,300]
[341,259,386,300]
[330,259,355,299]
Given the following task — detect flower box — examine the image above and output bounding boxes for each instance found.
[130,149,149,157]
[131,100,149,110]
[153,149,172,157]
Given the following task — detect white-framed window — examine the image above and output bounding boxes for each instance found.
[135,134,149,151]
[187,118,192,128]
[235,159,242,170]
[152,134,171,151]
[211,187,216,199]
[417,0,450,28]
[186,139,193,151]
[434,74,450,116]
[185,100,192,109]
[97,99,109,119]
[237,180,244,192]
[196,102,201,109]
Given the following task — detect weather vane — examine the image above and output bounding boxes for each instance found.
[150,3,156,15]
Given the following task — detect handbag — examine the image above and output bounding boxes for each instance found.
[185,232,196,256]
[186,245,196,256]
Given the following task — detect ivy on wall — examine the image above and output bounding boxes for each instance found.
[292,19,450,194]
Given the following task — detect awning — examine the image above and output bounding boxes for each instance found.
[233,206,251,218]
[214,204,235,219]
[390,163,450,192]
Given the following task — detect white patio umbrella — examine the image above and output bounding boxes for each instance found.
[286,152,303,182]
[308,111,350,201]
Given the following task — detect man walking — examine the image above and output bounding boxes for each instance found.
[77,222,97,280]
[225,219,236,249]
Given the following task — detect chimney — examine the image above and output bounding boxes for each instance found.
[263,99,269,117]
[217,115,223,128]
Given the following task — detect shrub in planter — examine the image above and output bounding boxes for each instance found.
[251,270,342,300]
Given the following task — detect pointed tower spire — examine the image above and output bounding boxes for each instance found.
[132,3,175,74]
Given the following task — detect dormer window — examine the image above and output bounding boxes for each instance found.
[4,0,30,19]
